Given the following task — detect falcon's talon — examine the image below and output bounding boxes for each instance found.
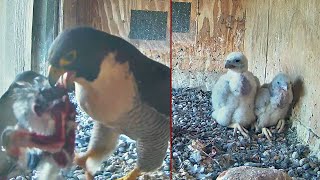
[74,153,88,170]
[262,127,272,141]
[85,171,94,180]
[74,152,95,179]
[276,119,285,133]
[117,168,141,180]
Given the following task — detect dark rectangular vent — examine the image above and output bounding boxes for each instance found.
[129,10,168,40]
[172,2,191,33]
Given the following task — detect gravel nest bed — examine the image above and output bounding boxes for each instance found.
[10,93,170,180]
[172,88,320,180]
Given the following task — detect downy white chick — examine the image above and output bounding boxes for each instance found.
[1,71,76,180]
[211,52,259,138]
[254,73,293,141]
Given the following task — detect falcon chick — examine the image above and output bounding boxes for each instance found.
[47,27,170,180]
[0,71,76,180]
[254,73,293,141]
[211,52,259,138]
[0,71,43,179]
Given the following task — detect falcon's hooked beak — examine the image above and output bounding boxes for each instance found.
[48,65,75,91]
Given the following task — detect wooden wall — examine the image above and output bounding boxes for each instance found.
[173,0,320,157]
[244,0,320,157]
[0,0,34,95]
[172,0,246,89]
[61,0,170,67]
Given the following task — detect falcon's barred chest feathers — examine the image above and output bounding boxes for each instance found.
[47,27,170,180]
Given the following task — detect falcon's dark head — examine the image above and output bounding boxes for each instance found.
[224,52,248,73]
[47,27,121,89]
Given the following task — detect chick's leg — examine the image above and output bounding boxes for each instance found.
[228,123,249,138]
[276,119,285,133]
[261,127,273,141]
[75,122,119,180]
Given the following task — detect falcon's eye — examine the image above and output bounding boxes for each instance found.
[59,50,77,67]
[65,50,77,61]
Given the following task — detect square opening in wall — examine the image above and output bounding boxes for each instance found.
[129,10,167,40]
[172,2,191,33]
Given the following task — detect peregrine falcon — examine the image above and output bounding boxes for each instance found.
[47,27,170,180]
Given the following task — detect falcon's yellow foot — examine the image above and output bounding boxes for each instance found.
[117,168,141,180]
[85,171,94,180]
[276,119,285,133]
[262,127,273,141]
[229,123,249,138]
[74,153,88,169]
[74,152,94,180]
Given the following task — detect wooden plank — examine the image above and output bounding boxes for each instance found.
[172,0,246,73]
[62,0,170,66]
[31,0,60,75]
[0,0,34,95]
[0,1,7,94]
[243,0,270,83]
[265,0,320,137]
[172,0,198,44]
[197,0,245,72]
[244,0,320,155]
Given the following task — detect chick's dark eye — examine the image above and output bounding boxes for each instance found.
[33,104,43,116]
[277,81,280,84]
[235,59,240,63]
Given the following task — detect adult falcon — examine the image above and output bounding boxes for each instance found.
[47,27,170,180]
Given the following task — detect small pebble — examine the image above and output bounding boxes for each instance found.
[288,169,295,177]
[292,152,299,159]
[302,163,310,170]
[76,174,86,180]
[110,174,120,179]
[163,166,170,171]
[105,165,115,172]
[127,159,134,164]
[118,147,126,153]
[190,151,202,163]
[299,158,308,166]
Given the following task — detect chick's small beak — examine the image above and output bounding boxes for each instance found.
[282,84,288,91]
[48,65,75,91]
[225,61,234,69]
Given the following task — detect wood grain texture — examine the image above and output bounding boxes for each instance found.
[62,0,170,66]
[31,0,60,76]
[243,0,269,83]
[172,0,246,90]
[0,0,34,95]
[244,0,320,155]
[172,0,246,73]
